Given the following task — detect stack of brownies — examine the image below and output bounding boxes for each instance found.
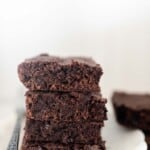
[18,54,107,150]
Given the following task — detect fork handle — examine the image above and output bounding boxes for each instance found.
[7,114,23,150]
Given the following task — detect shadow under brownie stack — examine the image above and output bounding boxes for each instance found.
[18,54,107,150]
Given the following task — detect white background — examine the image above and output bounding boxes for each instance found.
[0,0,150,149]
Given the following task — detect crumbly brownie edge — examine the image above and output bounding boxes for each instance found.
[22,139,106,150]
[24,119,103,144]
[26,91,107,122]
[18,57,102,91]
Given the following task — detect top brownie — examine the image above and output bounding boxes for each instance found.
[18,54,102,91]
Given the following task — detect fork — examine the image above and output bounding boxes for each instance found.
[7,108,24,150]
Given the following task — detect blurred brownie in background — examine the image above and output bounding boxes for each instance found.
[112,92,150,149]
[112,92,150,130]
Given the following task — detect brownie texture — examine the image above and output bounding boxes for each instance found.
[24,119,103,144]
[112,92,150,130]
[18,54,102,92]
[26,91,107,122]
[22,139,105,150]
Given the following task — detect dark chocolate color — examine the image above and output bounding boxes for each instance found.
[112,92,150,130]
[22,139,105,150]
[26,91,107,122]
[24,119,103,144]
[18,54,102,91]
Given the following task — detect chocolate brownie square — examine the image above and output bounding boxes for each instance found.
[26,91,107,122]
[112,92,150,130]
[24,119,103,144]
[22,139,106,150]
[18,54,102,91]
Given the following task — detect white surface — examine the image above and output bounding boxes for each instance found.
[0,0,150,99]
[0,108,16,150]
[0,0,150,96]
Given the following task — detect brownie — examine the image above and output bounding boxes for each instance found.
[112,92,150,130]
[22,139,105,150]
[26,91,107,122]
[18,54,102,91]
[24,119,103,144]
